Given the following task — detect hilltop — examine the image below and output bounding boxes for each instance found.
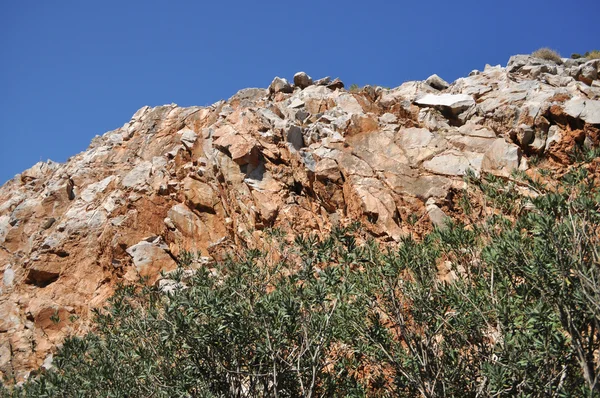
[0,54,599,393]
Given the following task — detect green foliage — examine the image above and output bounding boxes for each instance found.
[3,166,600,397]
[349,84,360,93]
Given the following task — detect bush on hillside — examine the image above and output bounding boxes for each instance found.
[585,50,600,59]
[2,159,600,397]
[572,50,600,60]
[349,83,360,93]
[532,47,562,63]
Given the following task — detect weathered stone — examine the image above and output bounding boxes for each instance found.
[326,78,344,90]
[183,178,219,212]
[481,138,521,176]
[293,72,313,89]
[423,151,483,176]
[285,125,304,151]
[563,98,600,124]
[314,76,331,86]
[425,74,450,90]
[315,158,342,182]
[426,198,450,229]
[415,93,475,113]
[121,161,152,190]
[126,237,177,280]
[269,77,293,94]
[179,128,198,149]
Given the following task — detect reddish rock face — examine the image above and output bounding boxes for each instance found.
[1,57,600,381]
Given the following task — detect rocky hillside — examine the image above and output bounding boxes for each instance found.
[1,54,599,381]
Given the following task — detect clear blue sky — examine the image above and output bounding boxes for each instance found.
[1,0,598,184]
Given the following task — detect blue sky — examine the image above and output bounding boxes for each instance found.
[1,0,598,184]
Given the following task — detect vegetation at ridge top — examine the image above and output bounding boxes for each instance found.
[2,161,600,397]
[531,47,562,63]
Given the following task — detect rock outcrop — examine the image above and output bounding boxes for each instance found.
[1,54,599,381]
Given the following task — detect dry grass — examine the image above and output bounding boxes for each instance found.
[532,47,562,63]
[586,50,600,59]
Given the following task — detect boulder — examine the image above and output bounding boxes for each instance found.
[183,178,219,212]
[327,78,345,90]
[563,99,600,124]
[293,72,313,89]
[423,151,483,176]
[121,161,152,190]
[425,74,450,90]
[126,237,177,280]
[481,138,521,176]
[269,77,293,94]
[415,93,475,113]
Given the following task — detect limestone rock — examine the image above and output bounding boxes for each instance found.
[183,178,219,212]
[563,98,600,124]
[126,237,177,280]
[415,93,475,113]
[269,77,293,94]
[481,138,521,176]
[425,74,450,90]
[293,72,313,89]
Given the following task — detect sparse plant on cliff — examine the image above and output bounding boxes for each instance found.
[585,50,600,59]
[573,50,600,60]
[532,47,562,63]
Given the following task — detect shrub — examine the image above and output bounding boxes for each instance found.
[585,50,600,59]
[3,160,599,397]
[532,47,562,63]
[571,50,600,60]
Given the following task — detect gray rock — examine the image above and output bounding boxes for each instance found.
[126,237,176,278]
[545,125,563,152]
[293,72,313,89]
[314,76,331,86]
[179,128,198,149]
[289,98,305,108]
[564,99,600,124]
[415,93,475,113]
[122,161,152,191]
[579,62,598,83]
[81,176,116,203]
[228,88,267,104]
[269,77,293,94]
[481,138,521,176]
[2,265,14,287]
[507,54,533,72]
[326,78,344,90]
[423,151,483,176]
[425,74,450,90]
[426,198,450,229]
[379,113,398,124]
[285,125,304,151]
